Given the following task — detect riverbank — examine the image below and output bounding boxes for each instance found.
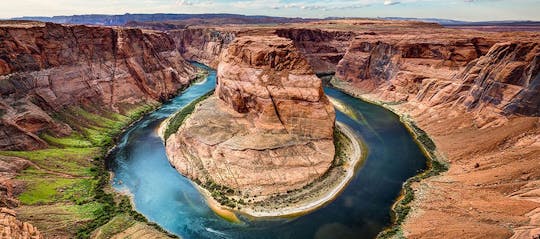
[330,78,540,239]
[0,68,209,238]
[330,78,448,238]
[0,103,169,238]
[160,96,367,219]
[203,122,365,219]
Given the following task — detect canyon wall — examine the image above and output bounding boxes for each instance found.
[166,35,336,197]
[216,35,335,138]
[327,21,540,239]
[334,32,540,120]
[275,28,353,75]
[170,27,353,75]
[0,22,197,150]
[169,28,236,68]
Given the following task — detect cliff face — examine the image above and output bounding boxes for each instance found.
[335,35,493,98]
[170,27,353,75]
[0,22,197,150]
[459,42,540,116]
[216,36,335,138]
[275,28,353,75]
[169,28,236,68]
[166,35,335,197]
[334,34,540,119]
[327,20,540,239]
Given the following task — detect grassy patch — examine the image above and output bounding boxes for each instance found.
[163,90,214,140]
[41,133,93,148]
[17,171,75,205]
[17,202,106,237]
[92,214,136,239]
[0,147,98,176]
[0,101,165,238]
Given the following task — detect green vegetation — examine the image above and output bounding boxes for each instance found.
[376,119,448,239]
[198,179,241,209]
[332,127,348,166]
[163,90,214,140]
[0,102,172,238]
[329,80,449,239]
[1,147,98,176]
[41,133,93,148]
[91,214,136,239]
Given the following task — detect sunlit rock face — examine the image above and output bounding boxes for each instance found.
[0,22,197,150]
[216,35,335,139]
[334,32,540,119]
[166,35,336,197]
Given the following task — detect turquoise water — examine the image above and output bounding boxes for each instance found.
[108,63,427,239]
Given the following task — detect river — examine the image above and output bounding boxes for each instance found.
[107,63,427,239]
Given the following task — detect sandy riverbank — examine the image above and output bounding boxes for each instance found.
[330,78,540,239]
[159,116,366,219]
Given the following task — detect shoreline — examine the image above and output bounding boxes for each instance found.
[329,78,448,238]
[235,122,365,218]
[159,106,367,219]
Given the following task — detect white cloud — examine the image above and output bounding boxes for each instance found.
[384,0,401,5]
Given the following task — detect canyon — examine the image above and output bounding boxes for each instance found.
[0,21,198,151]
[148,19,540,238]
[163,35,342,215]
[0,17,537,238]
[0,20,199,238]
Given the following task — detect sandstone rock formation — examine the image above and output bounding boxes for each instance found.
[332,24,539,120]
[0,18,538,238]
[165,35,335,197]
[0,156,30,209]
[323,19,540,239]
[275,28,353,75]
[169,28,236,68]
[0,22,197,150]
[170,26,353,75]
[0,208,42,239]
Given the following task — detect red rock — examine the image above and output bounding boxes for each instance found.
[166,35,335,197]
[0,22,197,150]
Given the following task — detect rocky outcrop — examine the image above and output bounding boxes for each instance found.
[325,20,540,239]
[459,42,539,116]
[165,35,335,197]
[335,34,493,96]
[0,208,42,239]
[169,27,353,75]
[0,156,30,209]
[169,28,236,68]
[335,32,540,118]
[0,22,197,150]
[275,28,353,74]
[216,36,335,138]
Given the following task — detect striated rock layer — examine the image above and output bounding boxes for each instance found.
[325,19,540,239]
[0,22,197,150]
[333,26,539,121]
[169,26,353,75]
[165,35,335,197]
[169,28,236,68]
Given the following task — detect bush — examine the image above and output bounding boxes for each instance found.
[163,91,214,140]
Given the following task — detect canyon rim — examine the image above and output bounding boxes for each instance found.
[0,3,538,239]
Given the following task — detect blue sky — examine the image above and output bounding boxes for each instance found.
[1,0,539,21]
